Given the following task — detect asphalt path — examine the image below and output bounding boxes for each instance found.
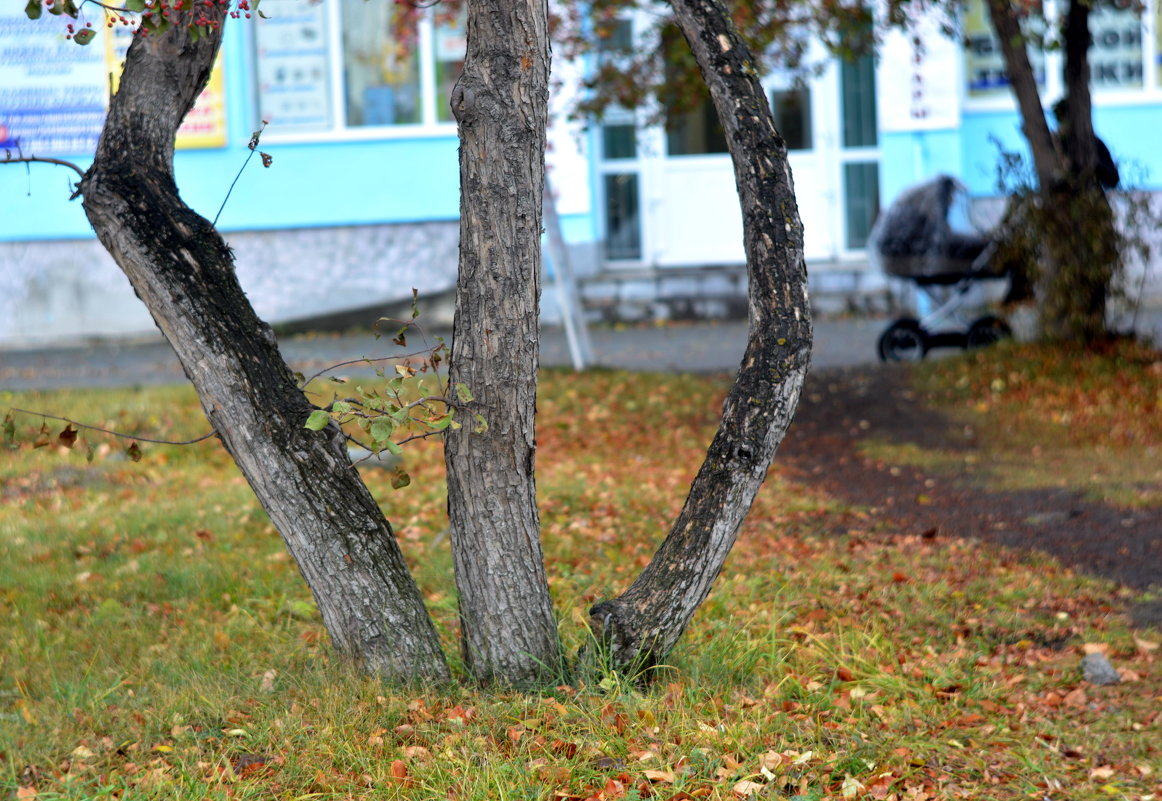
[0,318,885,392]
[2,310,1158,392]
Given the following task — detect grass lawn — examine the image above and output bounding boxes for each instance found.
[1,349,1159,800]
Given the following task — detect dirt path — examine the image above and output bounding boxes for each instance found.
[779,365,1162,627]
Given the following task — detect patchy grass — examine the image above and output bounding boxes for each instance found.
[862,340,1162,507]
[1,365,1159,801]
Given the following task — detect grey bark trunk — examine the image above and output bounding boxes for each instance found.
[589,0,812,676]
[77,10,449,682]
[445,0,563,685]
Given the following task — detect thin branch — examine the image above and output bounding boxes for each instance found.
[3,152,86,180]
[298,349,445,390]
[8,408,216,446]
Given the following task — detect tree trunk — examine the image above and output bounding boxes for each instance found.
[984,0,1117,342]
[589,0,812,676]
[984,0,1060,189]
[445,0,563,685]
[78,10,449,682]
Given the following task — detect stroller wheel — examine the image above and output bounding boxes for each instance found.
[966,315,1012,350]
[877,318,928,362]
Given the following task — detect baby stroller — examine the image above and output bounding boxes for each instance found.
[869,175,1013,362]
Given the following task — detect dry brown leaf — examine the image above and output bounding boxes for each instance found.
[1082,642,1109,655]
[1064,688,1088,707]
[1090,766,1115,780]
[1134,636,1159,653]
[733,779,765,796]
[643,769,676,784]
[16,787,37,800]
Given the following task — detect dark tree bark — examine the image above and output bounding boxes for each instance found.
[445,0,563,685]
[77,9,449,681]
[589,0,812,675]
[984,0,1118,343]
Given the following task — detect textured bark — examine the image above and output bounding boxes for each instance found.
[589,0,812,675]
[77,10,448,681]
[444,0,563,684]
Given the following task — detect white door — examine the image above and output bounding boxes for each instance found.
[642,66,843,267]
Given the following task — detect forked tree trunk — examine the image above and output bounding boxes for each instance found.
[78,10,448,681]
[445,0,563,684]
[984,0,1117,342]
[590,0,812,675]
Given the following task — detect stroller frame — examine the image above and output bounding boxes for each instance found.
[872,176,1014,362]
[877,244,1013,362]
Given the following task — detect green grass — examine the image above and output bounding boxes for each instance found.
[1,365,1159,800]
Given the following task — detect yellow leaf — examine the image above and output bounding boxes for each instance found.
[842,775,865,798]
[72,745,96,759]
[152,744,173,753]
[18,700,36,725]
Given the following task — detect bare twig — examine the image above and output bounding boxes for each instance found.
[2,153,86,180]
[8,408,216,446]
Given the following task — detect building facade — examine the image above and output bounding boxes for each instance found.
[1,0,1159,345]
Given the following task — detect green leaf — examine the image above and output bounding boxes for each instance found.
[473,413,488,434]
[124,0,145,10]
[390,469,411,490]
[72,27,95,45]
[382,439,403,456]
[304,409,331,431]
[2,413,14,445]
[24,1,42,20]
[455,383,474,404]
[331,401,352,415]
[370,419,394,444]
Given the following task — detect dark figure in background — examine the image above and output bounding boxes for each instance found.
[1000,99,1120,304]
[1053,98,1119,190]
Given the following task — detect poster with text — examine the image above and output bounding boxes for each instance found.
[0,10,105,156]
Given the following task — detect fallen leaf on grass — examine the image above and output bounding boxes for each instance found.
[733,779,765,796]
[643,769,676,784]
[1090,766,1115,780]
[1083,642,1110,655]
[16,787,37,800]
[259,669,276,692]
[1134,636,1159,653]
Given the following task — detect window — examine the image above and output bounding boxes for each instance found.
[771,87,813,151]
[962,0,1047,98]
[255,0,466,136]
[844,162,880,250]
[961,0,1147,99]
[841,55,877,148]
[603,174,642,260]
[1088,0,1144,89]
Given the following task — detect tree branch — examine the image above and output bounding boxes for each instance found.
[3,152,86,180]
[7,407,216,446]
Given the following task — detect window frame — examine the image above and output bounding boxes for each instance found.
[255,0,462,144]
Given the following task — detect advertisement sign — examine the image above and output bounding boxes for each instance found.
[0,8,226,157]
[255,0,332,132]
[963,0,1047,98]
[0,10,105,155]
